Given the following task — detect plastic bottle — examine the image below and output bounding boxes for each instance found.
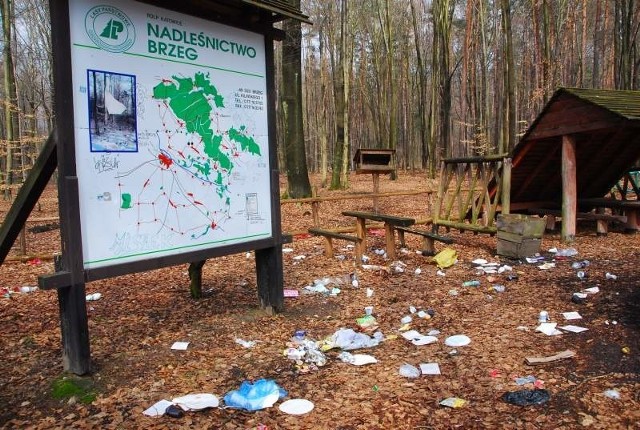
[538,311,549,323]
[462,280,480,287]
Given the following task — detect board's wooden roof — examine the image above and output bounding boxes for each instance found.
[137,0,311,27]
[509,88,640,208]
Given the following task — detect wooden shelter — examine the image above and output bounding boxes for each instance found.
[353,148,396,212]
[508,88,640,241]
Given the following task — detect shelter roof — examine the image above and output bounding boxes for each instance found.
[509,87,640,208]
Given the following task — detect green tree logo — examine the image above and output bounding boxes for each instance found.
[100,19,124,40]
[85,6,136,53]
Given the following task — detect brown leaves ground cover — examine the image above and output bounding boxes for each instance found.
[0,172,639,429]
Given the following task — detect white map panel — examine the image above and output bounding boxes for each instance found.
[68,0,272,269]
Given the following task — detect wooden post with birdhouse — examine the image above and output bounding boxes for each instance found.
[353,148,396,213]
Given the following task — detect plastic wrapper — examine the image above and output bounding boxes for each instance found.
[223,379,287,411]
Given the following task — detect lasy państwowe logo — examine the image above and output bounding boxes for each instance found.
[85,5,135,53]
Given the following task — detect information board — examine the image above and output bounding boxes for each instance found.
[68,0,273,269]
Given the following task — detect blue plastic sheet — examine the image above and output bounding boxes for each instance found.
[223,379,287,411]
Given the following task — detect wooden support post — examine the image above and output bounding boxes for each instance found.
[384,222,395,259]
[321,236,334,258]
[311,201,320,227]
[255,245,284,314]
[188,260,206,299]
[422,237,435,255]
[561,135,577,242]
[19,227,26,255]
[595,207,608,236]
[501,158,512,215]
[372,173,380,213]
[355,217,366,263]
[545,215,556,231]
[397,229,406,248]
[625,209,639,231]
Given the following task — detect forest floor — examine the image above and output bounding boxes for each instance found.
[0,172,639,429]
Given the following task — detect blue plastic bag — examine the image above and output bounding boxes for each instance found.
[223,379,287,411]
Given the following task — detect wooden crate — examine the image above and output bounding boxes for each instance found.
[496,214,545,258]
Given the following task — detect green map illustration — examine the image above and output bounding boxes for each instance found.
[117,72,264,239]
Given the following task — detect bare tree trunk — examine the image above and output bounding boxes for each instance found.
[330,0,348,190]
[501,0,516,153]
[1,0,18,199]
[410,0,428,169]
[593,0,603,87]
[281,1,312,198]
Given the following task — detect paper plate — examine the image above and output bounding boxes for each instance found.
[351,354,378,366]
[444,334,471,347]
[412,336,438,346]
[172,393,219,411]
[279,399,314,415]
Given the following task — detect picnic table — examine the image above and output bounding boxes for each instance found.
[341,211,415,259]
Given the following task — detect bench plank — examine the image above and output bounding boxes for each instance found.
[309,228,362,261]
[395,226,454,256]
[342,211,415,226]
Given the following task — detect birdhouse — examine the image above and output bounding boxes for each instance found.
[353,148,395,175]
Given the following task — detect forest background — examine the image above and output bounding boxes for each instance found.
[0,0,639,200]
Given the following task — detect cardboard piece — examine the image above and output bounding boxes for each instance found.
[525,349,576,365]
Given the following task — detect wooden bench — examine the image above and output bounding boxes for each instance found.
[528,208,627,235]
[308,228,362,261]
[577,198,640,233]
[395,226,454,256]
[341,211,415,259]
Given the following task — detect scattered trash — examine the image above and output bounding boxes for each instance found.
[603,389,621,400]
[502,389,550,406]
[283,289,299,298]
[462,280,480,287]
[536,322,562,336]
[493,285,506,293]
[374,248,386,256]
[445,335,471,347]
[555,248,578,257]
[439,397,467,408]
[433,248,458,269]
[448,289,459,296]
[489,369,501,378]
[409,305,417,313]
[525,349,576,365]
[559,325,588,333]
[538,311,549,323]
[235,338,256,348]
[621,346,630,354]
[538,262,555,270]
[398,363,421,378]
[571,292,587,304]
[143,399,174,417]
[279,398,315,415]
[605,272,618,280]
[223,379,287,411]
[361,264,390,273]
[171,341,189,350]
[19,286,38,293]
[562,311,582,320]
[414,268,422,275]
[515,375,537,385]
[85,293,102,301]
[356,315,378,332]
[320,328,383,351]
[571,260,590,269]
[337,351,378,366]
[282,247,294,253]
[293,255,306,261]
[497,265,513,273]
[506,274,519,281]
[419,362,441,375]
[165,404,185,418]
[576,270,587,279]
[173,393,219,411]
[361,255,370,263]
[366,288,373,297]
[390,261,407,273]
[472,258,488,265]
[364,306,374,316]
[436,270,446,277]
[401,330,438,346]
[400,315,412,324]
[582,286,600,294]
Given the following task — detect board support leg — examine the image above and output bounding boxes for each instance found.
[255,245,284,314]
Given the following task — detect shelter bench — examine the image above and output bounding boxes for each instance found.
[577,198,640,233]
[308,228,362,261]
[528,208,627,236]
[341,211,415,259]
[395,226,454,256]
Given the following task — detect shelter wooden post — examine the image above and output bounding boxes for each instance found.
[561,135,577,242]
[501,158,512,215]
